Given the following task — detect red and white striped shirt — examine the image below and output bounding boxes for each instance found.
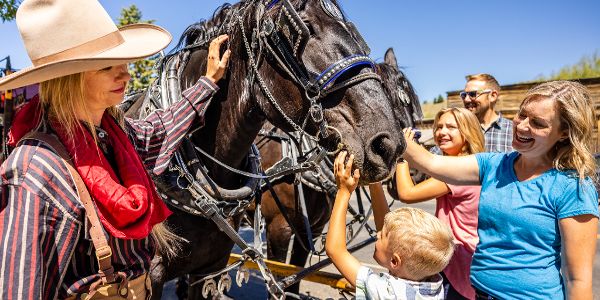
[0,77,217,299]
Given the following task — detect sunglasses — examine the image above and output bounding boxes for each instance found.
[460,89,492,100]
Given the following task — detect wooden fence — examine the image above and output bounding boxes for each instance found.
[418,77,600,152]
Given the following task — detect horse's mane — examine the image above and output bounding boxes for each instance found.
[169,3,239,53]
[171,0,316,53]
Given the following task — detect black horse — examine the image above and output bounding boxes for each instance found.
[253,47,423,294]
[124,1,407,298]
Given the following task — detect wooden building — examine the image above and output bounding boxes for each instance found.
[417,77,600,151]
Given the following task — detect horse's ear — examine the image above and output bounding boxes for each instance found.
[384,48,399,71]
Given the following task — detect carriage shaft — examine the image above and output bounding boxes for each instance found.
[228,254,353,292]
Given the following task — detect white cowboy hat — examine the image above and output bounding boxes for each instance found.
[0,0,172,91]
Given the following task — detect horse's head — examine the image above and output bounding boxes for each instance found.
[247,0,406,182]
[378,48,423,128]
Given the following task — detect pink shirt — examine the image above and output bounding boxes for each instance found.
[436,184,480,300]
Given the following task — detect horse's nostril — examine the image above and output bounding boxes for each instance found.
[369,132,395,159]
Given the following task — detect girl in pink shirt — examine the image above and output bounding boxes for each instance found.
[396,107,484,300]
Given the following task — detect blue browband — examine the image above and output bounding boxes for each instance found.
[314,54,375,91]
[266,0,280,10]
[263,0,377,96]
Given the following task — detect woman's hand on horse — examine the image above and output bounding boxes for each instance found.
[334,151,360,194]
[205,34,231,83]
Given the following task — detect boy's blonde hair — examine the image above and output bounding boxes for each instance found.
[433,107,485,155]
[521,80,596,180]
[384,207,454,279]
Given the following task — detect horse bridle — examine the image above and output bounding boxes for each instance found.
[240,0,381,140]
[134,0,383,222]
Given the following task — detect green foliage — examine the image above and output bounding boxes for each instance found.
[116,5,159,93]
[534,51,600,82]
[433,94,445,104]
[0,0,19,22]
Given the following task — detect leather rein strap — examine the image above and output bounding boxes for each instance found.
[21,132,118,284]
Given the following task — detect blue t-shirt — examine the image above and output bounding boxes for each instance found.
[472,152,599,300]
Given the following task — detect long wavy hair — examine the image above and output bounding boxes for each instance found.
[39,73,122,142]
[433,107,485,155]
[39,73,183,258]
[521,80,596,180]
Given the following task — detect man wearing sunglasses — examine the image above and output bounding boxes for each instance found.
[430,74,512,155]
[460,73,513,153]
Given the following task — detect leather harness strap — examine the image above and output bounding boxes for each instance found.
[22,132,118,284]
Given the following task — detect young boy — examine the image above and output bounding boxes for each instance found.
[326,151,455,299]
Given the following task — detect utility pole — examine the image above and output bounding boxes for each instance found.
[0,56,12,75]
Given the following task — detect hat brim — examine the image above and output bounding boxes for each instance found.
[0,24,172,91]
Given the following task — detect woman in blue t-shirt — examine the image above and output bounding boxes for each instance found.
[402,80,598,300]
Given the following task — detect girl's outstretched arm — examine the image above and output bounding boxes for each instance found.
[395,161,450,203]
[368,182,389,232]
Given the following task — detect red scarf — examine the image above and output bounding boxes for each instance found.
[8,98,172,239]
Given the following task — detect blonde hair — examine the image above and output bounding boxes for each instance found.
[433,107,485,155]
[465,73,500,91]
[40,72,184,258]
[520,80,597,180]
[384,207,454,279]
[39,73,123,143]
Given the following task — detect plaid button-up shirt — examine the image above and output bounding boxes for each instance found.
[483,114,513,153]
[0,77,217,300]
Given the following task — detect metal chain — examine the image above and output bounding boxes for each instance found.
[237,14,319,142]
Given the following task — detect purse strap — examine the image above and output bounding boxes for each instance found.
[21,132,118,284]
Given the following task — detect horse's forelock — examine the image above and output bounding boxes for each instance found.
[376,64,398,98]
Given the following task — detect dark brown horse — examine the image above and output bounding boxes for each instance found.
[124,1,408,299]
[253,47,423,293]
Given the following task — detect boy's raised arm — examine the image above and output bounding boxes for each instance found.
[325,151,362,286]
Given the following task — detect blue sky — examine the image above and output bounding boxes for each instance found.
[1,0,599,102]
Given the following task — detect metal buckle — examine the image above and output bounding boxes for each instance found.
[96,246,112,261]
[309,103,324,123]
[262,18,274,35]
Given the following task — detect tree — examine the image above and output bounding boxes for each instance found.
[433,94,444,104]
[532,51,600,82]
[0,0,19,22]
[116,5,160,93]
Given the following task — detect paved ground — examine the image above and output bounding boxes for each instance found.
[161,191,600,299]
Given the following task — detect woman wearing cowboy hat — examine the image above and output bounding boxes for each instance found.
[0,0,230,299]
